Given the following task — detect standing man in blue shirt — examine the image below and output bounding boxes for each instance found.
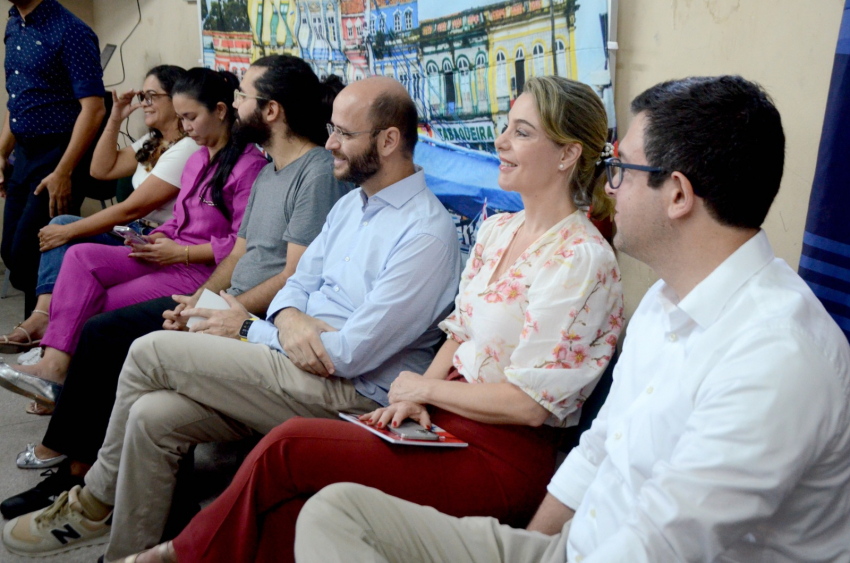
[0,0,106,319]
[2,76,461,559]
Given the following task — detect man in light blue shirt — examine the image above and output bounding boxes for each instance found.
[3,76,460,560]
[247,161,459,404]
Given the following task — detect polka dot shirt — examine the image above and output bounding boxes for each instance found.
[5,0,105,139]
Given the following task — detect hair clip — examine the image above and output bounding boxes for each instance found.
[597,142,615,165]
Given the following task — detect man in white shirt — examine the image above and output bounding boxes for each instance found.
[292,75,850,563]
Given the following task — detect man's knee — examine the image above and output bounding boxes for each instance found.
[300,482,374,525]
[126,330,182,370]
[126,391,186,446]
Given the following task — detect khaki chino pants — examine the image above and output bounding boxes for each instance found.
[295,483,571,563]
[83,331,379,561]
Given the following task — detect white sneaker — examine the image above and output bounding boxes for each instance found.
[2,485,111,556]
[17,347,43,366]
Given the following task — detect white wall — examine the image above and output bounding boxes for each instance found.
[92,0,201,139]
[613,0,844,316]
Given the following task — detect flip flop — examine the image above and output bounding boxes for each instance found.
[0,324,41,353]
[25,401,53,416]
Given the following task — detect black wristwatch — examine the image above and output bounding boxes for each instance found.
[239,317,258,342]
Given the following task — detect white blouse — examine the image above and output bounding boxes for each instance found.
[439,210,624,427]
[130,134,200,225]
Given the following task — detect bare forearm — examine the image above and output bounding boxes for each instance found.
[422,338,460,379]
[90,118,131,179]
[198,253,238,295]
[186,243,214,265]
[420,379,550,426]
[64,200,152,239]
[527,493,575,535]
[235,268,294,317]
[55,98,105,175]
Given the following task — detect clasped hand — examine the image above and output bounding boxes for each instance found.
[359,372,432,429]
[276,308,338,377]
[359,400,431,430]
[38,223,72,252]
[185,291,250,338]
[128,237,184,265]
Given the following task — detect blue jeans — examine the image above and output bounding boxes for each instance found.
[35,216,150,296]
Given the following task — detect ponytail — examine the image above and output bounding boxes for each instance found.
[172,68,246,220]
[252,55,344,146]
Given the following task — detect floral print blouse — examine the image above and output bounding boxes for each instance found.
[439,210,624,428]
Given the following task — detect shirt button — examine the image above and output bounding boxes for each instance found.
[11,94,15,98]
[11,119,16,123]
[14,70,19,75]
[576,556,584,562]
[362,221,368,226]
[668,332,678,342]
[646,386,654,394]
[344,257,350,262]
[16,46,20,50]
[333,286,340,292]
[589,509,596,518]
[614,431,622,440]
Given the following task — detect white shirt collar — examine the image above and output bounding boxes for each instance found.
[658,230,774,330]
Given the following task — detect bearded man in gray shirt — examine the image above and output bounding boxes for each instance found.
[0,55,350,525]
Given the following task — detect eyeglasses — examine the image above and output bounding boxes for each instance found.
[137,91,169,106]
[604,158,667,189]
[325,123,383,142]
[233,90,271,105]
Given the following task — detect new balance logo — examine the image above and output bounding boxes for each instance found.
[51,524,81,545]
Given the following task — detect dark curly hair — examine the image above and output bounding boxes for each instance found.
[135,65,188,170]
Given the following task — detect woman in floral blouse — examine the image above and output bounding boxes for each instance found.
[125,76,625,563]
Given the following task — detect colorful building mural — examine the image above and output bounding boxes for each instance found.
[200,0,615,153]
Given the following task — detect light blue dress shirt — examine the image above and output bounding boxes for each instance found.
[248,168,461,406]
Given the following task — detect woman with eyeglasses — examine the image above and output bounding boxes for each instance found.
[120,75,624,563]
[0,68,267,422]
[0,66,198,372]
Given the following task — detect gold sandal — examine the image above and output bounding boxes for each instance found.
[25,401,54,415]
[0,309,47,353]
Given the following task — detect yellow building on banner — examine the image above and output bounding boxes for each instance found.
[246,0,300,59]
[203,0,613,153]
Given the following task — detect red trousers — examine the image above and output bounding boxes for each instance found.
[171,409,562,563]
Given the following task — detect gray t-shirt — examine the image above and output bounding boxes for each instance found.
[228,147,351,295]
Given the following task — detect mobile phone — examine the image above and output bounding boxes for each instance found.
[113,225,148,246]
[388,421,439,441]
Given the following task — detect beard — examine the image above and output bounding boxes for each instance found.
[334,138,381,185]
[233,108,272,147]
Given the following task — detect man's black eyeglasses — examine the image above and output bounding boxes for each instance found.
[604,157,666,189]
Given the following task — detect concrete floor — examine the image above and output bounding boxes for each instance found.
[0,269,248,563]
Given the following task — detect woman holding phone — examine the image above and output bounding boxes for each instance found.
[121,76,624,563]
[0,68,267,415]
[0,65,198,362]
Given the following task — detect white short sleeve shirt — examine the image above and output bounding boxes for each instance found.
[130,134,200,225]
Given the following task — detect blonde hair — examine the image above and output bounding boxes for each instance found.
[523,76,614,220]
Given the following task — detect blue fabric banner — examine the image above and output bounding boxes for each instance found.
[800,0,850,339]
[413,135,522,254]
